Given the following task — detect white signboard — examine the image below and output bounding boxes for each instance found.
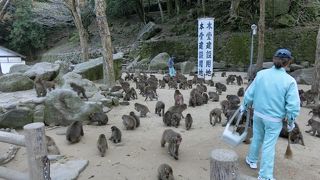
[198,18,214,80]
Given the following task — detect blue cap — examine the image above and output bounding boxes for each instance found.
[274,48,292,59]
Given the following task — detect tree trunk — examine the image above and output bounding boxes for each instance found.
[229,0,241,19]
[202,0,205,15]
[95,0,115,86]
[210,149,239,180]
[0,0,10,21]
[186,0,191,7]
[256,0,265,71]
[134,0,146,24]
[157,0,164,23]
[175,0,180,15]
[311,26,320,104]
[64,0,89,61]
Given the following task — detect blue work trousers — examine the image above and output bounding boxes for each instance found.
[169,67,176,77]
[247,115,283,179]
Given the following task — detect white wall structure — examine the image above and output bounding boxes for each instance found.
[0,46,26,74]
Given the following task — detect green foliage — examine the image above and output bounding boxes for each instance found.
[9,0,46,55]
[81,0,95,30]
[106,0,136,18]
[68,31,80,43]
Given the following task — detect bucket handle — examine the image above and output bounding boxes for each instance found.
[225,107,250,134]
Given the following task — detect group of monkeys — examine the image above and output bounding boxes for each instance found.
[37,70,320,180]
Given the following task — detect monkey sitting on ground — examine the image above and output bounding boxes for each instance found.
[158,163,174,180]
[171,113,182,128]
[144,85,158,101]
[155,101,165,117]
[161,129,182,160]
[70,82,88,100]
[167,104,187,118]
[305,118,320,137]
[168,80,178,89]
[208,91,219,102]
[89,112,108,125]
[134,103,150,117]
[109,126,122,143]
[129,111,140,127]
[174,90,184,106]
[226,75,236,85]
[187,80,193,89]
[202,93,209,104]
[34,76,47,97]
[46,135,60,155]
[185,113,193,130]
[237,87,244,97]
[221,72,226,77]
[122,115,136,130]
[279,121,305,145]
[215,82,227,92]
[220,100,230,114]
[159,80,166,89]
[66,121,84,144]
[97,134,108,157]
[236,75,243,86]
[209,108,222,126]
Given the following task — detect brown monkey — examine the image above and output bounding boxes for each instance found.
[161,129,182,160]
[167,104,187,118]
[134,103,150,117]
[163,111,172,126]
[174,90,184,106]
[46,135,60,155]
[215,82,227,92]
[66,121,84,144]
[97,134,108,157]
[159,80,166,89]
[120,81,130,93]
[202,93,209,104]
[185,113,193,130]
[158,163,174,180]
[236,75,243,86]
[168,80,178,89]
[34,76,47,97]
[305,118,320,137]
[187,80,193,89]
[208,91,219,102]
[221,72,226,77]
[129,111,140,127]
[220,100,230,114]
[109,126,121,143]
[122,115,136,130]
[209,108,222,126]
[171,113,182,128]
[70,82,88,100]
[89,112,108,125]
[145,85,158,101]
[155,101,165,117]
[226,75,236,85]
[237,87,244,97]
[280,121,305,145]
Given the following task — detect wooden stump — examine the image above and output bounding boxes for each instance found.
[210,149,239,180]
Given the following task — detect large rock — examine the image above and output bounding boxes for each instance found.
[290,67,314,85]
[33,105,45,123]
[0,108,34,129]
[9,64,31,74]
[61,72,99,98]
[44,89,102,126]
[180,61,195,74]
[289,63,304,72]
[0,74,34,92]
[149,52,170,70]
[73,53,124,81]
[137,22,162,40]
[24,62,60,80]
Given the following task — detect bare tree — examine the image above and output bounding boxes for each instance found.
[157,0,164,23]
[0,0,10,21]
[229,0,241,21]
[64,0,89,61]
[202,0,205,15]
[175,0,180,14]
[256,0,265,71]
[95,0,115,86]
[311,26,320,104]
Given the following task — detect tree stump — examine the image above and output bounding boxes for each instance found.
[210,149,239,180]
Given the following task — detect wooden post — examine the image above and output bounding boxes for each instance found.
[23,122,49,180]
[210,149,239,180]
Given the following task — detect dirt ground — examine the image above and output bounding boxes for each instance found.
[2,72,320,180]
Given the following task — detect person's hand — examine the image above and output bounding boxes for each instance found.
[287,122,295,132]
[239,105,246,113]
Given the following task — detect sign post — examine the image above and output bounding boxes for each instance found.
[198,18,214,80]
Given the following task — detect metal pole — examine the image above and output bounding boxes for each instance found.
[249,32,254,82]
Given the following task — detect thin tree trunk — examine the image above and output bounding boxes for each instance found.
[95,0,115,86]
[167,0,173,16]
[202,0,205,15]
[157,0,164,23]
[256,0,265,71]
[175,0,180,15]
[229,0,241,19]
[0,0,10,21]
[64,0,89,61]
[311,26,320,104]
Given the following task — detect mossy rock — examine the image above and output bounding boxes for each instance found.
[0,74,34,92]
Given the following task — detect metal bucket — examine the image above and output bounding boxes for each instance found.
[222,107,250,147]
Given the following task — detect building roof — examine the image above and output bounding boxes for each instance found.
[0,46,26,59]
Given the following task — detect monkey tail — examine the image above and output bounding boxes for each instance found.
[284,132,293,159]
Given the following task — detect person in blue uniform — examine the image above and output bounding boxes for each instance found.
[168,56,176,77]
[241,48,300,180]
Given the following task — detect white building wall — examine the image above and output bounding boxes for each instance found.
[0,57,24,74]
